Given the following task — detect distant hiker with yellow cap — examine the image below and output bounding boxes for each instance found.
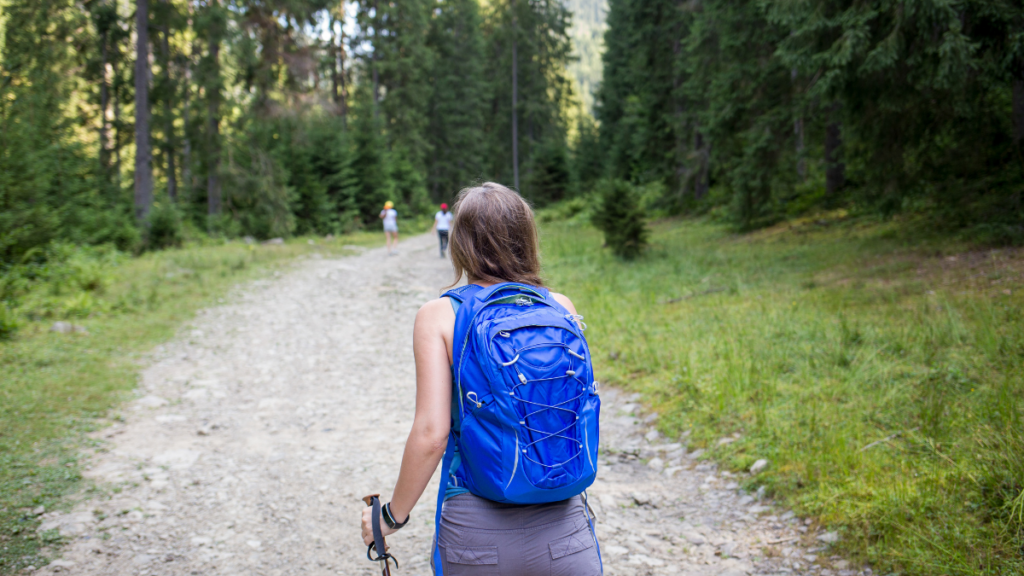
[380,201,399,255]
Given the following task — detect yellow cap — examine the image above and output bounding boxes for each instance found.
[384,201,394,209]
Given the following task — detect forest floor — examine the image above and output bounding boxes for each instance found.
[27,232,855,576]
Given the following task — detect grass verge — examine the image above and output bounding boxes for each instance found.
[541,214,1024,575]
[0,232,381,573]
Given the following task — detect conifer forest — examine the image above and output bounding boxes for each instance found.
[2,2,1024,575]
[2,0,1023,260]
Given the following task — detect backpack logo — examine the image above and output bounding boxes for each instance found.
[515,296,534,306]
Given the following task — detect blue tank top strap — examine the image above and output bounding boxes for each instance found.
[445,295,470,501]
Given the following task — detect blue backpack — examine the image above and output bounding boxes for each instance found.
[432,283,601,572]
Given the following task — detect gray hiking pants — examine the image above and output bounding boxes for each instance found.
[433,492,602,576]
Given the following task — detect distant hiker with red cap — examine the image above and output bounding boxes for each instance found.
[432,203,453,258]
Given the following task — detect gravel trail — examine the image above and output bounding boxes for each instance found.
[37,233,863,576]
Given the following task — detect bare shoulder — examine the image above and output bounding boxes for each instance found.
[549,292,578,316]
[417,297,456,323]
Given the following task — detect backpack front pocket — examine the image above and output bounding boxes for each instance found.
[488,321,591,490]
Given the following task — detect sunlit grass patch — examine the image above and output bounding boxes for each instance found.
[541,217,1024,576]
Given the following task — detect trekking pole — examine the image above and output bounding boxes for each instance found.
[362,494,398,576]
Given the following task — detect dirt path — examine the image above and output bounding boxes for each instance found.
[37,233,862,576]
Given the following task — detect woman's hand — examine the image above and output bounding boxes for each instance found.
[361,505,397,547]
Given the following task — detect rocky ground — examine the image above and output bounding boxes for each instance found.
[31,233,870,576]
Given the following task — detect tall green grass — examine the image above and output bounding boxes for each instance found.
[541,216,1024,575]
[0,233,380,573]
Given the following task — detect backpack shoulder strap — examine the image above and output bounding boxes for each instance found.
[442,284,483,316]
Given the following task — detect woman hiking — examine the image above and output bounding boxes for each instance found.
[380,200,399,255]
[360,182,602,576]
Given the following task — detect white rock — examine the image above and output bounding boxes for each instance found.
[605,545,629,557]
[627,554,665,567]
[152,449,200,470]
[246,539,262,549]
[647,458,665,471]
[182,388,208,400]
[136,395,168,408]
[190,536,213,547]
[817,531,840,543]
[155,415,187,423]
[630,492,653,506]
[651,443,683,452]
[749,459,769,474]
[50,322,87,334]
[644,429,660,442]
[663,466,684,478]
[687,449,705,460]
[47,560,75,569]
[682,530,707,545]
[599,494,617,509]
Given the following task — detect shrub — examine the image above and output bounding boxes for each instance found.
[592,179,649,259]
[146,203,183,250]
[0,303,20,340]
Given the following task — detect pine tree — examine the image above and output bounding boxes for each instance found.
[350,82,394,223]
[482,0,576,201]
[592,179,648,259]
[426,0,488,201]
[134,0,154,221]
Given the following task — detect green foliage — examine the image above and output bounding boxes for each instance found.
[571,113,604,195]
[0,303,20,340]
[596,0,1024,235]
[592,179,648,259]
[543,216,1024,575]
[426,0,488,200]
[482,0,577,202]
[145,202,183,250]
[527,138,572,205]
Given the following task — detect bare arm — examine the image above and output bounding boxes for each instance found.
[361,299,453,545]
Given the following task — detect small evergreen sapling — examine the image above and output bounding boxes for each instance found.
[592,179,649,259]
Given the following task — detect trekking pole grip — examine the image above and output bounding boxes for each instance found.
[362,494,396,576]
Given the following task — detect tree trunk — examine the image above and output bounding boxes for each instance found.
[114,76,122,184]
[372,0,380,116]
[134,0,153,221]
[825,104,845,196]
[206,33,221,217]
[1013,78,1024,146]
[183,38,194,198]
[160,12,176,202]
[795,116,806,181]
[792,68,805,181]
[672,11,690,201]
[331,15,340,107]
[694,131,709,200]
[99,26,110,171]
[511,0,519,191]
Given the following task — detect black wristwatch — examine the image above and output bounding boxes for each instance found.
[382,502,410,530]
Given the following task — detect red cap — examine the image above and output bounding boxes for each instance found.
[440,203,448,210]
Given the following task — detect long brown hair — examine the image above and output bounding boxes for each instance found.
[448,182,544,287]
